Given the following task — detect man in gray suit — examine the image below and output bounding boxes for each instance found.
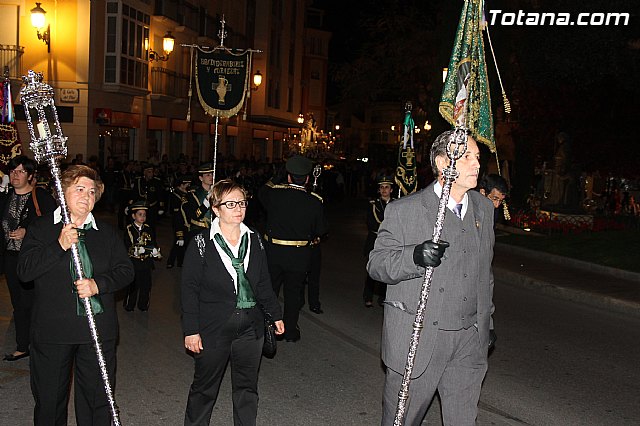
[367,129,496,425]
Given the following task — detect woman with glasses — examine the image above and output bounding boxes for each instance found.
[0,156,56,362]
[181,179,284,426]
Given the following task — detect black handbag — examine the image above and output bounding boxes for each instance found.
[260,305,277,359]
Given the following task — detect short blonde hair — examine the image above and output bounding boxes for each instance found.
[209,179,247,207]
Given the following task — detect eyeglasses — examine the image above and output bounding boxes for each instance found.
[487,195,506,205]
[9,169,28,175]
[218,200,248,209]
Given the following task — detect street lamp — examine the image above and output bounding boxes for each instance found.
[149,31,175,62]
[31,3,50,52]
[252,70,263,91]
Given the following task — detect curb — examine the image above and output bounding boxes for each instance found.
[493,267,640,318]
[495,242,640,283]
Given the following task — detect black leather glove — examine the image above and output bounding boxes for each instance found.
[412,240,449,268]
[488,329,497,351]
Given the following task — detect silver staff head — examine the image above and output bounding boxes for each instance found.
[442,126,468,182]
[20,70,68,164]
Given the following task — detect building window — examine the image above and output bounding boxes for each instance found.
[105,1,149,88]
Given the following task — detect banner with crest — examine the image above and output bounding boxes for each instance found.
[195,49,253,118]
[0,74,22,168]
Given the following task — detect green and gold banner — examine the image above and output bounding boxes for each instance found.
[439,0,495,152]
[195,49,252,118]
[395,108,417,195]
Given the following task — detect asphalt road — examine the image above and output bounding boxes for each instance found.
[1,197,639,425]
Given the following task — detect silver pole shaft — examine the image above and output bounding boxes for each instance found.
[212,115,219,185]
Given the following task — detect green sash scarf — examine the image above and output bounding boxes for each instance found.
[70,223,104,316]
[213,232,256,309]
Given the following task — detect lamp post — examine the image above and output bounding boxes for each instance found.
[30,2,50,52]
[148,31,175,62]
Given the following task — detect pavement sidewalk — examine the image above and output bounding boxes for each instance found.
[492,240,640,318]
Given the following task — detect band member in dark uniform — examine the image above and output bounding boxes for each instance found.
[130,163,166,230]
[167,175,191,268]
[117,160,135,230]
[363,175,395,307]
[258,155,328,342]
[183,163,214,244]
[123,201,161,311]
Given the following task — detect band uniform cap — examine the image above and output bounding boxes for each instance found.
[198,162,214,174]
[179,174,193,185]
[286,155,313,176]
[142,163,154,171]
[378,175,394,186]
[130,201,148,211]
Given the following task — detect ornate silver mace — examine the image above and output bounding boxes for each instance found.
[312,163,322,192]
[393,126,468,426]
[20,70,122,426]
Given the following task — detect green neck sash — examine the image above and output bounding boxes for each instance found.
[214,232,256,309]
[70,223,104,316]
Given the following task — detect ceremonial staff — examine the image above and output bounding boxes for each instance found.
[312,164,322,192]
[20,70,121,426]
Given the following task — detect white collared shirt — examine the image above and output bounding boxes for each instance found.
[53,207,99,230]
[209,217,253,293]
[433,182,468,219]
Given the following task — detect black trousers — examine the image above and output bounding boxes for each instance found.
[167,239,186,267]
[270,264,306,340]
[30,339,117,426]
[185,308,263,426]
[124,260,153,311]
[362,274,386,303]
[305,245,322,309]
[3,252,34,352]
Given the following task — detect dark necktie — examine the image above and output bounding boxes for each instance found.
[453,203,463,219]
[214,232,256,309]
[71,223,104,316]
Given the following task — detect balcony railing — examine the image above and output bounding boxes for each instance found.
[0,45,25,78]
[150,67,189,98]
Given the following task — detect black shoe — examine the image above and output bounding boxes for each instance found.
[124,306,134,312]
[284,326,301,342]
[310,306,324,314]
[4,351,29,361]
[166,264,174,269]
[364,300,373,308]
[377,299,385,307]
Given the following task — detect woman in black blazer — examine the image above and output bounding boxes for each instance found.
[17,165,134,425]
[181,179,284,426]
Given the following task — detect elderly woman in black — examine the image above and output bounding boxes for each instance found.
[17,165,134,425]
[181,179,284,426]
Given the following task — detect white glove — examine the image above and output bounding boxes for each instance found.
[176,240,184,247]
[0,174,9,192]
[202,198,210,208]
[152,248,159,257]
[158,210,165,216]
[137,246,145,255]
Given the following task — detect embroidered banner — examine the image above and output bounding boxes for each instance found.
[195,49,251,118]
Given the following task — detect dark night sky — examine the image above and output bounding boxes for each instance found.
[314,0,640,177]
